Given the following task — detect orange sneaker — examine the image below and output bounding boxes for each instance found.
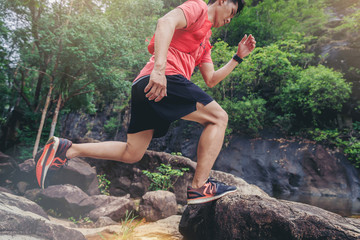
[35,136,72,189]
[187,178,237,204]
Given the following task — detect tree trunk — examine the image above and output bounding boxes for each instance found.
[33,83,53,158]
[49,94,62,138]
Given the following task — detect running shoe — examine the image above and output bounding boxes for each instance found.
[187,178,237,204]
[35,136,72,189]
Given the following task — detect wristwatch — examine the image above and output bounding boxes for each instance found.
[233,54,243,64]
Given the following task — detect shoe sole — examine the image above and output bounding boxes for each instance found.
[35,136,60,189]
[187,189,237,205]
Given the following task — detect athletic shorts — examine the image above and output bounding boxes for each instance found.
[127,75,213,138]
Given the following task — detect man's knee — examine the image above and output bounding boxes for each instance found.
[213,107,228,128]
[122,153,144,164]
[121,146,145,164]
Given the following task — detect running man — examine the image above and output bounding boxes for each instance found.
[35,0,256,204]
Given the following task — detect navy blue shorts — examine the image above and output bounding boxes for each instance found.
[127,75,213,138]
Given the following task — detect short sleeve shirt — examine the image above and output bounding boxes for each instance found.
[135,0,213,81]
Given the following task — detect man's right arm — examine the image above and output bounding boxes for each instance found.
[144,8,187,102]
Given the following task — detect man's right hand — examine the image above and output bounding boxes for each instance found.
[144,70,167,102]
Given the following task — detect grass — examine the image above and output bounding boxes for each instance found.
[95,210,143,240]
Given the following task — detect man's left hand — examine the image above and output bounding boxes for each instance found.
[236,34,256,59]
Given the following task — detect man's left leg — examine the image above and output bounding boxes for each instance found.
[182,101,236,204]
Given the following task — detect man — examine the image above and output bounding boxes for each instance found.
[35,0,256,205]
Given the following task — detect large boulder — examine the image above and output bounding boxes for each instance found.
[179,171,360,240]
[4,155,100,197]
[0,191,48,219]
[37,184,96,218]
[139,190,178,222]
[214,193,360,240]
[0,191,85,239]
[215,135,360,201]
[49,157,100,196]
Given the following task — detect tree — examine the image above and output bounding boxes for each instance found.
[0,18,9,132]
[278,65,352,127]
[0,0,163,156]
[213,0,328,47]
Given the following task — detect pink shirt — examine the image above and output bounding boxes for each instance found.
[135,0,213,81]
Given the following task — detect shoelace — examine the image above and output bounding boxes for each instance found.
[207,177,225,185]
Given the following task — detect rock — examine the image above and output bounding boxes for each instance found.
[113,176,132,191]
[90,193,130,206]
[179,179,360,240]
[88,195,134,221]
[48,216,78,228]
[214,135,360,200]
[0,191,85,239]
[37,184,96,218]
[0,151,18,187]
[86,150,196,204]
[178,169,266,240]
[16,181,29,194]
[177,204,186,215]
[110,176,132,196]
[215,193,360,240]
[9,159,38,192]
[18,159,35,173]
[0,191,49,219]
[141,151,197,205]
[129,181,146,197]
[94,216,118,228]
[0,186,14,194]
[133,215,182,239]
[179,201,217,240]
[139,190,178,222]
[24,188,41,202]
[49,157,100,196]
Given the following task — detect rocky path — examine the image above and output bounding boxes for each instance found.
[49,215,182,240]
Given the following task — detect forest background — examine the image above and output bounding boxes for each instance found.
[0,0,359,167]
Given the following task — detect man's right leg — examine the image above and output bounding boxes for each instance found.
[66,130,154,163]
[36,130,153,188]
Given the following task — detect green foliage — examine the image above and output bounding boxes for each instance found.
[13,110,58,161]
[215,0,328,46]
[235,35,314,98]
[97,174,111,195]
[68,216,93,225]
[171,152,183,156]
[120,210,141,239]
[142,163,189,191]
[196,36,314,102]
[103,98,130,138]
[192,40,236,101]
[272,113,296,133]
[0,19,10,125]
[0,0,161,151]
[162,0,187,13]
[307,123,360,168]
[193,36,350,133]
[307,128,342,145]
[334,2,360,34]
[222,96,267,134]
[104,117,120,134]
[344,139,360,168]
[278,65,351,125]
[47,208,62,218]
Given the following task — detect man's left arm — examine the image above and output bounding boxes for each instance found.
[200,34,256,88]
